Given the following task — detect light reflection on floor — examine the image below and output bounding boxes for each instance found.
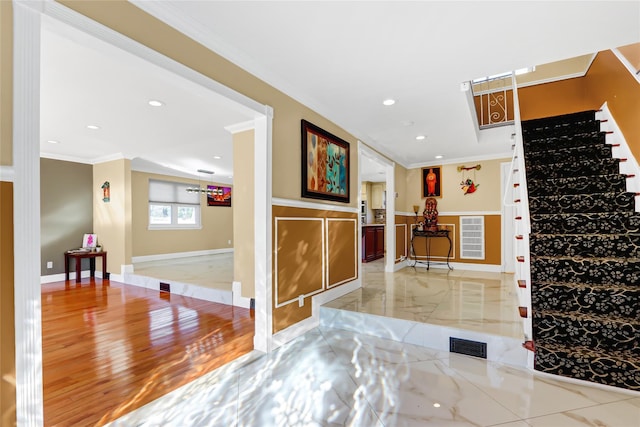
[108,327,640,427]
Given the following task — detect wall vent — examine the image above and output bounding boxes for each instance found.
[160,282,170,293]
[450,337,487,358]
[460,216,485,259]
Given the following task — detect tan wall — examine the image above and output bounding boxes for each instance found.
[0,1,12,166]
[617,42,640,72]
[583,50,640,161]
[94,159,132,273]
[401,213,502,266]
[0,182,15,426]
[272,205,358,333]
[58,0,359,209]
[131,171,233,257]
[405,158,508,213]
[519,49,640,159]
[394,164,407,212]
[233,130,255,298]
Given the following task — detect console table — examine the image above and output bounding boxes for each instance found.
[65,251,108,283]
[410,229,453,270]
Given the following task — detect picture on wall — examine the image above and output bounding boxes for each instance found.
[207,185,232,207]
[301,119,350,203]
[422,166,442,198]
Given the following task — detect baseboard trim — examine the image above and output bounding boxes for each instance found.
[41,271,92,284]
[232,281,252,309]
[131,248,233,264]
[407,261,502,273]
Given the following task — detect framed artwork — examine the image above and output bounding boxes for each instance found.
[422,166,442,198]
[82,233,97,248]
[301,119,350,203]
[207,185,232,207]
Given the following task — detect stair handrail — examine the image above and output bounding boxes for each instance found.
[510,74,531,235]
[502,141,518,207]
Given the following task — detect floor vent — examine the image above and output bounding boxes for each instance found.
[160,282,170,293]
[450,337,487,358]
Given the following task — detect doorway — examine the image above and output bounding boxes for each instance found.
[12,2,272,423]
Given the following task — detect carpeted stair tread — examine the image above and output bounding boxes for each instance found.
[523,119,601,138]
[534,341,640,391]
[525,143,612,165]
[524,131,606,151]
[530,211,640,234]
[530,233,640,258]
[527,174,627,197]
[522,110,598,128]
[532,281,640,318]
[526,158,620,180]
[528,192,636,214]
[530,256,640,286]
[533,309,640,353]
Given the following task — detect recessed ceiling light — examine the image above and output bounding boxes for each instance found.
[416,135,426,140]
[87,125,100,130]
[148,100,164,107]
[382,99,395,106]
[435,155,444,159]
[47,140,59,144]
[433,403,441,408]
[213,155,222,159]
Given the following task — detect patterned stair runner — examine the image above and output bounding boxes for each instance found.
[523,110,640,391]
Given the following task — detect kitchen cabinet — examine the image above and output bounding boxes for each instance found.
[362,225,384,262]
[370,183,386,209]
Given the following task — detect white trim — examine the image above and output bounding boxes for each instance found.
[273,217,325,308]
[395,223,407,262]
[0,165,15,182]
[612,48,640,85]
[393,259,409,271]
[131,248,233,264]
[225,120,255,134]
[326,218,358,288]
[272,197,358,214]
[407,152,513,170]
[40,151,128,166]
[40,270,92,284]
[232,281,251,309]
[271,277,361,350]
[13,2,44,425]
[411,261,502,273]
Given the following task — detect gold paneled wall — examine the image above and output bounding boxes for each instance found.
[273,205,358,333]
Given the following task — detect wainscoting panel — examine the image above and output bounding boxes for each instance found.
[274,217,324,307]
[326,218,357,288]
[395,223,407,262]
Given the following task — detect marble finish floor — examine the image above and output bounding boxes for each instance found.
[133,253,233,291]
[109,327,640,427]
[326,259,522,339]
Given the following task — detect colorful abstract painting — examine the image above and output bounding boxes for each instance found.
[301,120,350,203]
[207,185,232,207]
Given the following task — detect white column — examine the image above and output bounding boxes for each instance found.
[13,1,44,425]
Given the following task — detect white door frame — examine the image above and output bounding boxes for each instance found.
[12,1,273,424]
[358,142,395,273]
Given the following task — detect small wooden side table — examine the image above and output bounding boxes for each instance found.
[64,251,108,283]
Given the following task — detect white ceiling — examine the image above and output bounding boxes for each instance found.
[42,1,640,181]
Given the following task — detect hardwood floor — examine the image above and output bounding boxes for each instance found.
[41,278,254,426]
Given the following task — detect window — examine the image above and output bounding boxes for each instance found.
[148,179,201,229]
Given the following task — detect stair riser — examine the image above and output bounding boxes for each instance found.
[530,234,640,258]
[526,158,619,180]
[527,174,626,197]
[530,213,640,235]
[532,283,640,318]
[534,346,640,391]
[526,144,611,165]
[524,132,606,152]
[531,258,640,286]
[529,193,636,215]
[533,313,640,352]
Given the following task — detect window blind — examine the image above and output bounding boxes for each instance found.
[148,179,199,205]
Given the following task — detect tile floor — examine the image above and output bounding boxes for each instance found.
[110,258,640,426]
[109,327,640,426]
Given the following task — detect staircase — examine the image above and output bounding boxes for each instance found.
[522,110,640,391]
